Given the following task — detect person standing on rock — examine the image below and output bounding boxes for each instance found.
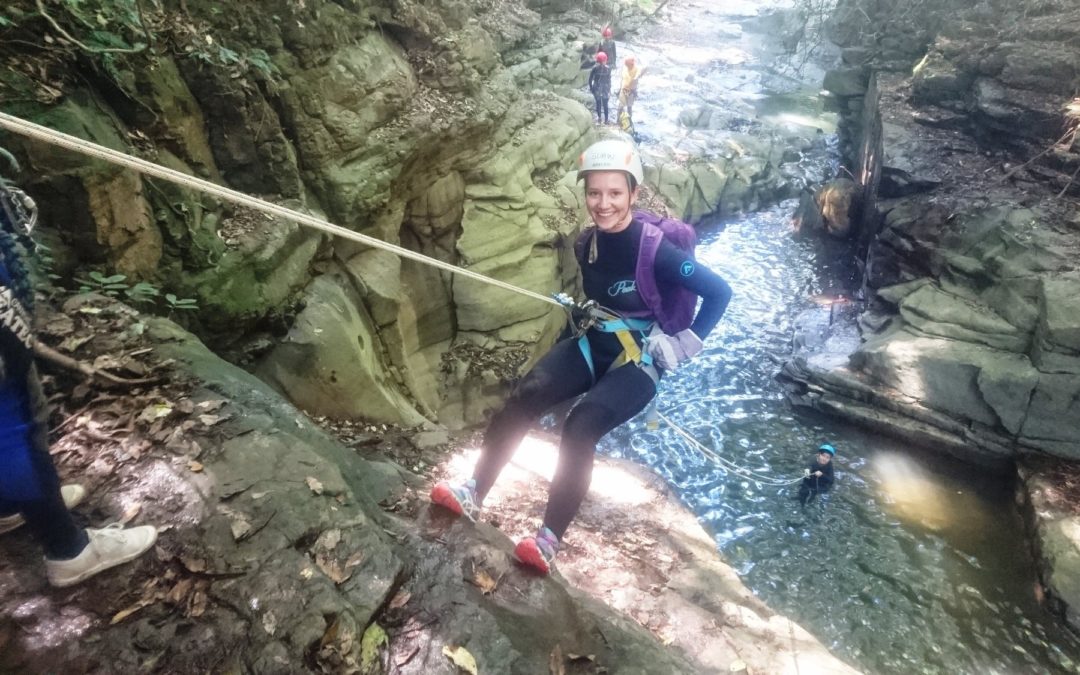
[588,51,613,125]
[798,443,836,506]
[0,163,158,588]
[598,26,617,66]
[431,139,733,575]
[617,57,644,121]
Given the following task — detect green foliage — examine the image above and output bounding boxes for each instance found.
[125,280,159,304]
[191,43,280,79]
[55,0,148,52]
[164,293,198,312]
[78,270,129,296]
[75,271,197,312]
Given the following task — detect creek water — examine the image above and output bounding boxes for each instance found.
[594,1,1080,672]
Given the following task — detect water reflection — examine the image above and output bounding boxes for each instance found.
[586,0,1080,669]
[599,208,1080,673]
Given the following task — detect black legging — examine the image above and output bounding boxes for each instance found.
[0,366,88,560]
[472,338,657,540]
[593,94,609,123]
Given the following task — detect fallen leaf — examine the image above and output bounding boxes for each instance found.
[388,590,411,609]
[137,403,173,425]
[231,518,252,541]
[120,503,142,525]
[110,600,151,625]
[316,552,350,585]
[188,590,207,617]
[168,577,194,604]
[470,568,499,595]
[360,623,388,672]
[188,460,204,472]
[198,414,225,427]
[306,476,324,495]
[344,551,364,570]
[314,528,341,551]
[196,399,226,412]
[180,556,207,573]
[59,335,93,352]
[443,645,478,675]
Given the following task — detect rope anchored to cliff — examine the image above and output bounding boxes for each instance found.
[0,112,802,487]
[0,112,564,310]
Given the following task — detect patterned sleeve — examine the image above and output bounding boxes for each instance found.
[0,253,35,380]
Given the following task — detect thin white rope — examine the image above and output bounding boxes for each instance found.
[0,113,806,487]
[0,112,563,309]
[654,410,803,486]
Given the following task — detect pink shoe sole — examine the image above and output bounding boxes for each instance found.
[514,538,551,575]
[430,483,464,517]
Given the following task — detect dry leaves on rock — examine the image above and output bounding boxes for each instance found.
[388,590,411,610]
[442,645,478,674]
[311,528,364,585]
[467,567,500,596]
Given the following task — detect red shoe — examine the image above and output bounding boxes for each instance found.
[430,480,479,521]
[514,526,559,575]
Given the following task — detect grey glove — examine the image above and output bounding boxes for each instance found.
[645,328,703,371]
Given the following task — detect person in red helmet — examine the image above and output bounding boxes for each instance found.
[598,26,617,66]
[588,51,612,124]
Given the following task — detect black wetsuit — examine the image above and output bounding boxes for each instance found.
[0,213,88,559]
[588,63,612,123]
[599,39,617,65]
[798,458,835,505]
[472,218,732,539]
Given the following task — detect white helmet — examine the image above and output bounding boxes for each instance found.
[577,139,644,185]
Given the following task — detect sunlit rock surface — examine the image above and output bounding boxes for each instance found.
[0,316,859,673]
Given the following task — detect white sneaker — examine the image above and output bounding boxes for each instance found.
[0,484,88,535]
[45,523,158,588]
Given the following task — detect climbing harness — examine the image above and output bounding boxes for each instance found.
[552,292,657,384]
[0,111,797,487]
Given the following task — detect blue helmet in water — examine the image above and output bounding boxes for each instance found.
[818,443,836,456]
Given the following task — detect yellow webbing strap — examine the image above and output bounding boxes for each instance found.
[614,329,642,365]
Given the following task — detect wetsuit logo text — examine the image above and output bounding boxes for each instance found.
[608,279,637,297]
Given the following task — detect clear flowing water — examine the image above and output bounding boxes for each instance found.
[593,1,1080,673]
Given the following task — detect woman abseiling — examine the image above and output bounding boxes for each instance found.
[431,139,733,575]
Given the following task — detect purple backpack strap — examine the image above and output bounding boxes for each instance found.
[634,222,668,328]
[633,211,698,334]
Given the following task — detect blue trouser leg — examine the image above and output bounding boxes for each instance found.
[0,366,88,559]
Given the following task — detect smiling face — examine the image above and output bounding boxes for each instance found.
[817,452,832,465]
[585,170,639,233]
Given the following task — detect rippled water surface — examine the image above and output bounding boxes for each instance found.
[594,1,1080,673]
